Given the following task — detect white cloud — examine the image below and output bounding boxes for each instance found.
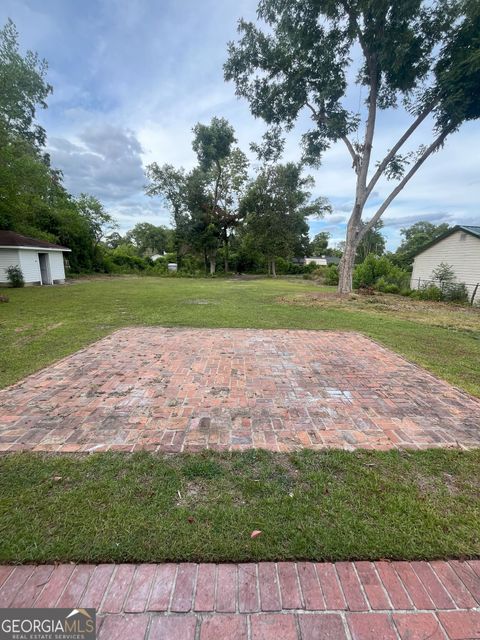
[2,0,478,246]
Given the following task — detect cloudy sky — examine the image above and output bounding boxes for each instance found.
[2,0,479,250]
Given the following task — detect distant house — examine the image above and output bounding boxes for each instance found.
[410,225,480,297]
[304,255,341,267]
[0,230,71,285]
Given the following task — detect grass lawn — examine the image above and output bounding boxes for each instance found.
[1,276,479,564]
[1,275,480,395]
[1,449,479,564]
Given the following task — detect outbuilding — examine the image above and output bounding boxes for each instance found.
[0,230,71,285]
[410,225,480,299]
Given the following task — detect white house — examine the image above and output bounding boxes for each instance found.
[0,230,71,285]
[411,225,480,299]
[304,255,341,267]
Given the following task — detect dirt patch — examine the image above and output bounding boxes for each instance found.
[176,480,211,507]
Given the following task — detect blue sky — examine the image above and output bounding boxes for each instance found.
[2,0,479,250]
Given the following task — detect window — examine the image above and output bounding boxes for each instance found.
[460,233,467,241]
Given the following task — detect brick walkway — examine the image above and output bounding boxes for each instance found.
[1,328,479,452]
[0,561,479,638]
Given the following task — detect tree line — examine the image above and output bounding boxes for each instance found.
[0,20,118,273]
[2,0,478,286]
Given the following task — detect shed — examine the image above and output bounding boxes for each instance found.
[0,230,71,285]
[410,225,480,298]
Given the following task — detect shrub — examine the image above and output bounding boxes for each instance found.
[431,262,456,287]
[417,284,443,301]
[353,254,410,291]
[325,264,339,286]
[443,282,469,303]
[104,244,149,272]
[383,283,400,294]
[6,265,24,288]
[275,258,306,275]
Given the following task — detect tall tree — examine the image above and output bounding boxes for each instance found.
[241,163,326,276]
[145,163,189,267]
[356,220,386,262]
[393,221,451,268]
[191,117,240,274]
[309,231,331,257]
[225,0,480,292]
[0,21,109,273]
[76,194,117,249]
[125,222,171,256]
[215,147,249,271]
[0,19,52,148]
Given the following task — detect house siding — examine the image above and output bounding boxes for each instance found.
[0,249,20,283]
[48,251,66,282]
[411,230,480,297]
[18,250,42,284]
[0,248,66,285]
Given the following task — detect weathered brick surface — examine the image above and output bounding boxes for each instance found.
[348,612,398,640]
[1,561,479,639]
[336,562,369,611]
[393,612,446,640]
[1,328,479,452]
[298,613,348,639]
[147,564,176,611]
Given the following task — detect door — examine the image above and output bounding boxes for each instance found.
[38,253,51,285]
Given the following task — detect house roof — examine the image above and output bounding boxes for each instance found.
[413,225,480,257]
[0,230,70,251]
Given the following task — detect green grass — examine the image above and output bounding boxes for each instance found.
[1,277,479,564]
[1,449,479,563]
[1,276,479,395]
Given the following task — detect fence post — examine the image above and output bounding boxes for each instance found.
[471,283,479,306]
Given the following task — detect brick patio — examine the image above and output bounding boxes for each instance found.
[0,560,479,638]
[1,328,479,452]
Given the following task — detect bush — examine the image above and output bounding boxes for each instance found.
[325,264,339,286]
[104,244,149,272]
[443,282,469,303]
[417,284,443,301]
[275,258,306,275]
[354,254,410,291]
[383,283,400,294]
[6,265,24,287]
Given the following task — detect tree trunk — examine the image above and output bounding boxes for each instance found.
[271,258,277,278]
[338,244,357,293]
[209,256,216,275]
[267,260,271,276]
[338,214,361,293]
[223,231,229,273]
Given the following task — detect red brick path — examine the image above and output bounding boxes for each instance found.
[1,328,479,452]
[1,561,479,638]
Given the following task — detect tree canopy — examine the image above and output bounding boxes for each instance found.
[393,221,451,268]
[240,163,325,276]
[225,0,480,291]
[0,20,114,273]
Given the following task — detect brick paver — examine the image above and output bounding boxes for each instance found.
[0,328,479,452]
[0,561,478,639]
